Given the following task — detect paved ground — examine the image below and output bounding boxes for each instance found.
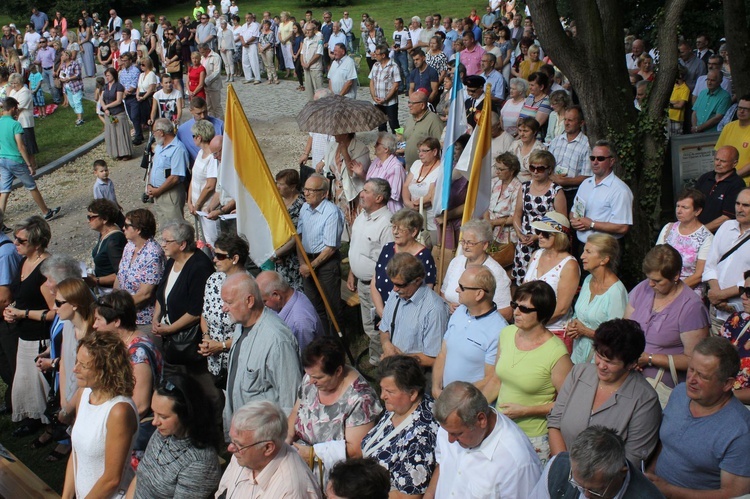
[6,64,411,262]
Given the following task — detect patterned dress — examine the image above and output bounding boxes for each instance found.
[202,272,235,375]
[512,180,562,285]
[720,311,750,390]
[275,194,305,291]
[487,176,522,244]
[361,395,439,495]
[117,239,166,325]
[657,222,713,297]
[293,371,382,446]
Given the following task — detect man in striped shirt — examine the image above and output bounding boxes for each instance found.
[379,252,449,370]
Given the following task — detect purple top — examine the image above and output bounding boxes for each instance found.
[628,280,709,386]
[35,46,55,68]
[366,154,406,213]
[278,290,324,354]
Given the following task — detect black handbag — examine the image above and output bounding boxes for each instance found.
[162,323,203,366]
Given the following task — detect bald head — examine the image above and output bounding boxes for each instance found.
[209,134,223,159]
[717,145,739,163]
[221,273,263,326]
[255,271,292,312]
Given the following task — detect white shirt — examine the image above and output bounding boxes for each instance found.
[24,31,41,53]
[441,255,512,310]
[328,55,358,98]
[349,206,394,280]
[340,17,353,34]
[702,220,750,320]
[130,28,141,41]
[240,22,259,45]
[571,171,633,242]
[435,409,542,499]
[221,0,231,14]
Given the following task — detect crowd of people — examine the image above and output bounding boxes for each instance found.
[0,1,750,498]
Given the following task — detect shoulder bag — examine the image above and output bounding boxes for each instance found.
[416,197,432,248]
[646,354,678,409]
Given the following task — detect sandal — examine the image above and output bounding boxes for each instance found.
[30,428,55,449]
[46,444,71,462]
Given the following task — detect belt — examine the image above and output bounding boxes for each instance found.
[305,250,340,261]
[43,66,53,70]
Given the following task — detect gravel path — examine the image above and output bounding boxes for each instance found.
[6,67,410,264]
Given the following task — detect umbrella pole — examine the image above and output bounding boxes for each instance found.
[437,210,449,290]
[294,234,356,366]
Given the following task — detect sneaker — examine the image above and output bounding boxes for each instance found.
[243,80,252,84]
[75,119,85,126]
[44,207,61,221]
[253,80,262,85]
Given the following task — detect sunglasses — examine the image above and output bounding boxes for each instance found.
[214,252,231,261]
[14,236,27,244]
[391,278,416,288]
[740,286,750,298]
[86,214,99,221]
[535,230,551,238]
[54,299,68,307]
[589,155,612,162]
[458,283,487,293]
[510,301,537,314]
[528,164,548,173]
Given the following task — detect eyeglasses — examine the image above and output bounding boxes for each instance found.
[458,283,487,293]
[86,214,99,221]
[214,252,231,261]
[14,236,27,245]
[303,187,326,193]
[738,107,750,112]
[229,439,272,453]
[54,299,68,307]
[528,164,548,173]
[740,286,750,298]
[391,225,410,234]
[510,301,537,314]
[391,277,416,288]
[161,239,176,245]
[407,101,424,105]
[568,468,616,498]
[589,155,612,162]
[123,222,133,229]
[418,148,435,153]
[459,239,481,247]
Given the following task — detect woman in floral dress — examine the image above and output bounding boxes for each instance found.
[287,337,382,479]
[114,209,165,333]
[361,355,439,496]
[272,169,305,290]
[511,150,566,285]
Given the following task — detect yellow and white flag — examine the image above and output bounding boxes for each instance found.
[220,85,296,265]
[458,83,494,225]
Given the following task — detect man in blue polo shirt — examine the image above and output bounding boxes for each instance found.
[147,118,189,224]
[692,70,732,134]
[408,48,439,103]
[432,266,506,401]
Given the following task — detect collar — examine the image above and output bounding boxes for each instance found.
[363,205,391,221]
[594,170,617,186]
[464,302,498,319]
[470,408,501,459]
[252,444,288,489]
[412,109,432,123]
[278,290,300,319]
[399,284,428,305]
[566,130,586,143]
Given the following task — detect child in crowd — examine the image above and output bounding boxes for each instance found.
[94,77,106,126]
[29,64,45,118]
[92,160,121,209]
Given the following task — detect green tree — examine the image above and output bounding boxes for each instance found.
[527,0,688,286]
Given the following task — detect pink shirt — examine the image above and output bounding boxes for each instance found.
[460,45,486,76]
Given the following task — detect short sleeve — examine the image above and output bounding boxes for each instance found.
[697,231,714,261]
[417,248,437,285]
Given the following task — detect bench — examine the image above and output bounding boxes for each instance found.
[0,446,60,498]
[340,280,360,307]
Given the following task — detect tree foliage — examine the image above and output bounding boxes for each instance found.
[527,0,687,287]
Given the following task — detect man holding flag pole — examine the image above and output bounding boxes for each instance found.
[219,84,352,363]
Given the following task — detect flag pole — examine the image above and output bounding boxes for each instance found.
[293,234,356,365]
[437,210,449,289]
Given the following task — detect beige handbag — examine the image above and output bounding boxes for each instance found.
[416,197,432,248]
[646,354,678,409]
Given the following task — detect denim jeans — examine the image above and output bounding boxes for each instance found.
[42,68,62,104]
[393,51,408,92]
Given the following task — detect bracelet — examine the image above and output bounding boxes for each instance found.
[648,353,653,367]
[25,309,29,319]
[222,341,227,352]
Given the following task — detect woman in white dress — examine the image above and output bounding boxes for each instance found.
[402,137,442,246]
[187,120,219,247]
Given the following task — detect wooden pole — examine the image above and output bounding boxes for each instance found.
[437,210,449,290]
[293,234,356,365]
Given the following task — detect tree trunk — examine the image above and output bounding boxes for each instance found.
[528,0,688,286]
[724,0,750,98]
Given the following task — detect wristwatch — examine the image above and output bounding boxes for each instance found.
[590,221,596,230]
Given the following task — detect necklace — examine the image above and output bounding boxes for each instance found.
[155,435,190,466]
[21,254,43,280]
[416,160,437,183]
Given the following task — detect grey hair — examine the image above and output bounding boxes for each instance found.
[191,119,215,143]
[594,139,617,159]
[313,87,333,100]
[461,219,493,243]
[306,173,329,192]
[434,381,490,426]
[41,253,83,283]
[365,178,391,204]
[161,220,196,252]
[198,42,211,51]
[153,117,175,135]
[257,270,291,294]
[377,131,397,154]
[570,426,626,482]
[232,400,288,443]
[509,77,529,97]
[8,73,22,85]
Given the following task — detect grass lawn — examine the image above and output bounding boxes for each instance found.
[34,93,101,167]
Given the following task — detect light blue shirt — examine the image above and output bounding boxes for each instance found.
[572,171,633,242]
[297,199,344,253]
[481,69,507,100]
[151,138,188,187]
[380,285,449,358]
[443,304,506,386]
[0,233,21,288]
[176,117,224,163]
